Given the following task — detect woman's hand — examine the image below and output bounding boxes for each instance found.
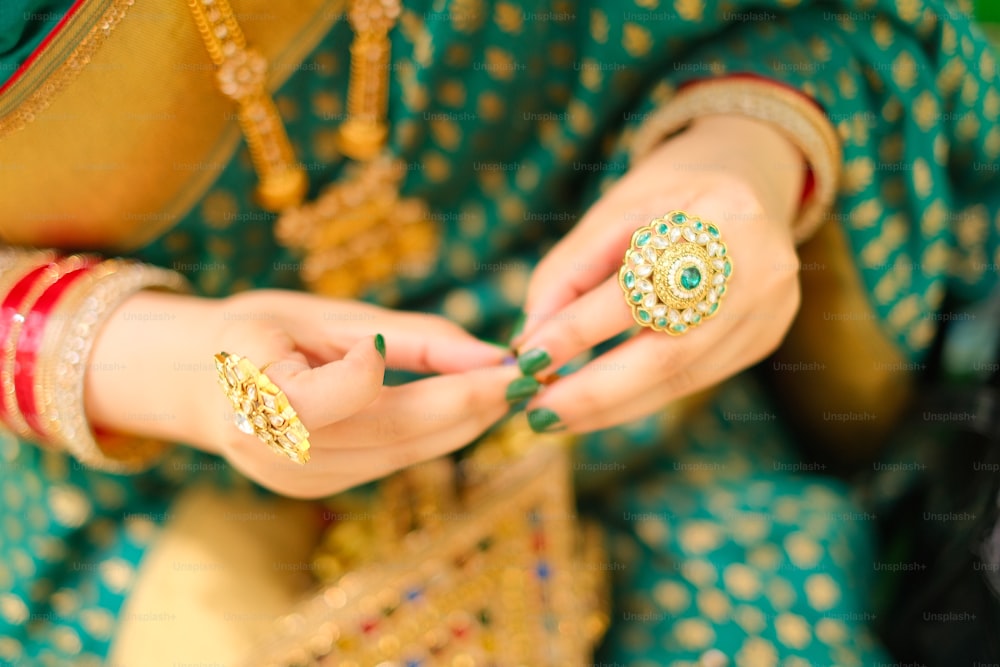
[86,289,517,497]
[512,114,807,433]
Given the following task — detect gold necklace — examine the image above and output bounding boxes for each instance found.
[187,0,439,298]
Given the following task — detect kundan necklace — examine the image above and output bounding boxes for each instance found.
[186,0,438,297]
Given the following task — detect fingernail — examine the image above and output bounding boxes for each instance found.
[506,376,540,403]
[517,348,551,376]
[527,408,563,433]
[374,333,386,359]
[509,312,526,343]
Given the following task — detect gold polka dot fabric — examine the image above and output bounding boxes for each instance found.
[2,0,1000,663]
[596,378,887,665]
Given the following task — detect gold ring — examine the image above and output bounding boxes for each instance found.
[214,352,311,464]
[619,210,732,335]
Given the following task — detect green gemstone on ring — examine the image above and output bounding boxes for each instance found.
[723,261,732,277]
[717,286,726,296]
[691,314,702,324]
[670,323,687,333]
[636,231,651,246]
[630,291,643,303]
[638,309,652,323]
[708,225,720,237]
[654,317,668,328]
[673,213,687,223]
[655,222,669,234]
[679,266,702,290]
[719,246,726,256]
[693,220,704,231]
[708,302,719,315]
[623,271,636,289]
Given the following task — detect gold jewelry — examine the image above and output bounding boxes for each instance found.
[339,0,401,160]
[189,0,439,299]
[628,78,842,245]
[256,418,609,666]
[619,211,733,335]
[36,260,190,472]
[214,352,311,464]
[186,0,307,212]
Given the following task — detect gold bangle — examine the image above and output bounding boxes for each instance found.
[629,78,843,245]
[0,248,56,277]
[36,260,191,473]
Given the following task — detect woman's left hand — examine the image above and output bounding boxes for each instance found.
[512,113,808,433]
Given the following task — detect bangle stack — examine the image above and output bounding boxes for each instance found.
[0,250,190,473]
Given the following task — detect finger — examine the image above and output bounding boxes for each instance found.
[526,276,797,434]
[283,304,509,373]
[517,184,704,343]
[310,364,521,450]
[518,198,633,338]
[265,335,386,429]
[302,397,511,481]
[374,313,509,373]
[237,395,511,499]
[512,276,634,374]
[546,333,742,433]
[524,322,744,432]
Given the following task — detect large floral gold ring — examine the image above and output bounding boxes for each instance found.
[619,210,733,335]
[214,352,311,464]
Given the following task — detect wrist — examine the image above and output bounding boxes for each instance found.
[681,113,806,231]
[85,290,227,454]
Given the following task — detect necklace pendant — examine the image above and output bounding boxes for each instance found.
[255,166,309,212]
[338,118,389,162]
[275,158,440,298]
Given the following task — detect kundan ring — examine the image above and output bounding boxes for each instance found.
[214,352,311,464]
[619,210,733,335]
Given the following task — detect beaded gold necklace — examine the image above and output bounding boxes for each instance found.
[186,0,438,297]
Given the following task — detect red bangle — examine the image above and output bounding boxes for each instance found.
[0,262,61,433]
[15,261,99,439]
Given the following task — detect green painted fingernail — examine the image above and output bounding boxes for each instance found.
[506,376,540,403]
[527,408,563,433]
[517,348,551,375]
[374,334,386,359]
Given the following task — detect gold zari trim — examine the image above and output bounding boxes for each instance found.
[251,421,609,666]
[0,0,134,140]
[629,78,843,245]
[0,0,347,251]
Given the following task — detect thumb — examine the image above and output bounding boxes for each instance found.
[260,334,386,430]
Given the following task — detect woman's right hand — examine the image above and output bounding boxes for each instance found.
[85,288,518,498]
